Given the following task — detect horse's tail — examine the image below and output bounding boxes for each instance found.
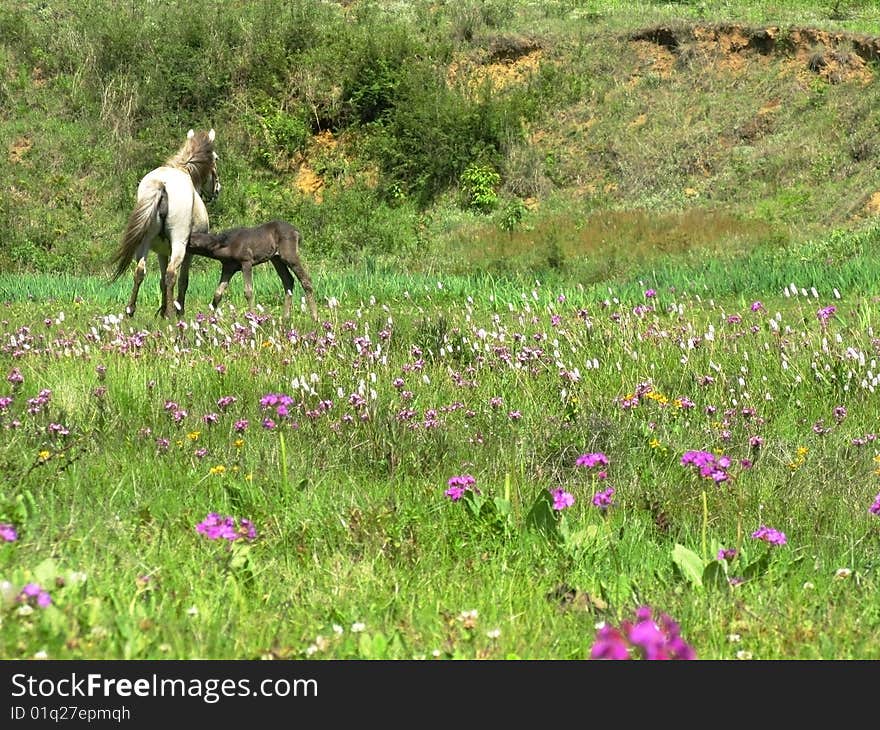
[110,179,165,281]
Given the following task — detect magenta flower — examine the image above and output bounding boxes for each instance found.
[217,395,237,411]
[576,452,609,468]
[591,486,615,509]
[550,488,575,511]
[717,548,737,561]
[644,289,656,298]
[233,419,249,433]
[445,474,477,501]
[18,582,51,608]
[202,412,220,426]
[816,305,836,325]
[7,367,23,386]
[751,301,764,312]
[869,493,880,516]
[681,450,731,483]
[195,513,256,542]
[0,523,17,542]
[751,524,787,546]
[590,607,695,660]
[590,625,630,660]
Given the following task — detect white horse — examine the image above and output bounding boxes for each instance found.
[111,128,221,319]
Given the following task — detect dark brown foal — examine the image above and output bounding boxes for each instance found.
[185,220,318,320]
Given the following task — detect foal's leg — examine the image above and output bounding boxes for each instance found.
[283,252,318,321]
[271,258,297,319]
[212,262,238,310]
[241,261,255,312]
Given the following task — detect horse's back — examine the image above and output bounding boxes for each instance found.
[139,166,208,235]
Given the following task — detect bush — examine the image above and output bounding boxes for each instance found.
[370,64,524,205]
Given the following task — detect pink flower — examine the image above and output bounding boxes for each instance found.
[576,452,609,468]
[550,488,575,511]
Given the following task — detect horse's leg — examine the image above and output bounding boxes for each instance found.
[164,239,188,319]
[212,262,237,310]
[241,261,255,312]
[271,258,297,319]
[176,252,193,318]
[282,251,318,321]
[126,246,149,317]
[156,253,169,319]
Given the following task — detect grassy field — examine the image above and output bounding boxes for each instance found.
[4,0,880,660]
[3,240,880,660]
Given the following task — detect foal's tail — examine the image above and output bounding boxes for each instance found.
[110,178,165,281]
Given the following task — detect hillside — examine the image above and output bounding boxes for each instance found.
[3,0,880,281]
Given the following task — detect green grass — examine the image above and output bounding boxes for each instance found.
[4,0,880,661]
[3,242,880,659]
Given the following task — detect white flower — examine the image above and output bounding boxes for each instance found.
[186,605,199,616]
[486,628,501,640]
[351,621,366,633]
[727,633,741,643]
[33,650,48,660]
[834,568,852,579]
[332,624,344,636]
[735,650,753,660]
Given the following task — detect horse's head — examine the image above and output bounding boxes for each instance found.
[204,151,221,202]
[178,128,221,202]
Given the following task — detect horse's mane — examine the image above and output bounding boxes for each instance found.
[165,130,215,188]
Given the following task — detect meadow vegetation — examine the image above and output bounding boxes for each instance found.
[2,0,880,659]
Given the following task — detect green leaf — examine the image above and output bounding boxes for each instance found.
[672,544,704,588]
[525,489,561,542]
[743,551,772,581]
[33,557,59,585]
[702,560,729,591]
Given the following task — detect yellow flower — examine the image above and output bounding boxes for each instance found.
[649,438,661,449]
[233,438,244,448]
[176,440,184,448]
[187,431,201,442]
[209,465,226,476]
[245,473,253,482]
[38,450,51,462]
[796,446,808,457]
[873,454,880,463]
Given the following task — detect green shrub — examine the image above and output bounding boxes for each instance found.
[460,162,501,213]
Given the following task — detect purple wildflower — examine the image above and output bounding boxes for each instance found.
[550,488,575,511]
[869,493,880,516]
[18,582,51,608]
[445,474,477,501]
[591,486,615,509]
[7,368,23,386]
[233,419,249,433]
[590,625,630,660]
[195,513,256,542]
[681,450,731,483]
[816,305,836,325]
[591,606,695,660]
[0,523,17,542]
[751,524,787,546]
[217,395,237,411]
[717,548,737,561]
[644,289,656,298]
[576,452,610,468]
